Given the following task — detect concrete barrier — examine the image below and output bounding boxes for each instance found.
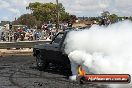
[0,40,51,49]
[0,48,33,56]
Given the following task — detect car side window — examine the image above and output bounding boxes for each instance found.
[52,33,64,44]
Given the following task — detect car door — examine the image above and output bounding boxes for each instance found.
[49,32,65,62]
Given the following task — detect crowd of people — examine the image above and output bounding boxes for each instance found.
[0,25,60,42]
[1,19,111,42]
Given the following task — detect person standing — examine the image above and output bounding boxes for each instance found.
[1,32,6,41]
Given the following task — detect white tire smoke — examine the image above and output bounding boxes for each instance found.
[65,20,132,88]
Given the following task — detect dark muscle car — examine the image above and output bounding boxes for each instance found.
[33,31,71,73]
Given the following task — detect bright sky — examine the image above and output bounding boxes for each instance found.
[0,0,132,21]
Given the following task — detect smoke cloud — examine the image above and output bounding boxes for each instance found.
[64,20,132,88]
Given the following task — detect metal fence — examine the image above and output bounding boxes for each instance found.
[0,40,51,49]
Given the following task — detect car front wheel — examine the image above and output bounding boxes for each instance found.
[36,53,47,71]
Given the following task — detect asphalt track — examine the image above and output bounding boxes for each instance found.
[0,55,108,88]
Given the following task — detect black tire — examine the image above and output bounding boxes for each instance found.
[36,53,48,71]
[63,64,72,76]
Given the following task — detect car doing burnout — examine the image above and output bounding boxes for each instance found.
[33,31,71,74]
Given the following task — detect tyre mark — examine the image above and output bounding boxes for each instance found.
[9,70,24,88]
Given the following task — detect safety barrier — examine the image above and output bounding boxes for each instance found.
[0,40,51,49]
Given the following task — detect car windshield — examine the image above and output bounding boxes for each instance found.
[52,33,64,44]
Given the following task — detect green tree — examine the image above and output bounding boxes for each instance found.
[26,2,70,23]
[100,11,119,24]
[101,11,110,18]
[13,14,38,28]
[109,14,118,23]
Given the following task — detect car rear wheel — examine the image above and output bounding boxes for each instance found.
[36,53,48,71]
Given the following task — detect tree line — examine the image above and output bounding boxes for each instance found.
[12,2,77,29]
[12,2,132,29]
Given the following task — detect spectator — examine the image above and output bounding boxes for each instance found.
[1,32,6,41]
[34,31,41,40]
[14,31,19,42]
[20,32,25,41]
